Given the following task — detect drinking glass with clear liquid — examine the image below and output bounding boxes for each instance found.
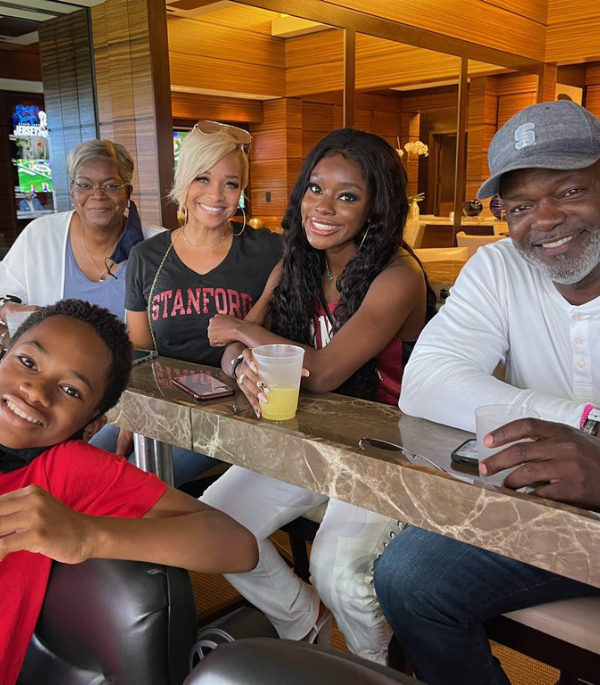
[252,344,305,421]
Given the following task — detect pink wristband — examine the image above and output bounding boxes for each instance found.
[580,403,595,430]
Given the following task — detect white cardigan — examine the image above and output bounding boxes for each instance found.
[0,211,163,306]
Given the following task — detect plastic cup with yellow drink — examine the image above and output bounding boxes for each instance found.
[252,344,305,421]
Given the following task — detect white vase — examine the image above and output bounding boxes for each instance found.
[404,201,421,247]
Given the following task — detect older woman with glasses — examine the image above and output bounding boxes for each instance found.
[0,139,162,326]
[91,121,283,487]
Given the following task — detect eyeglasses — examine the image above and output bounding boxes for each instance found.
[71,181,127,196]
[193,120,252,148]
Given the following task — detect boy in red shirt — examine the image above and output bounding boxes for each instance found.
[0,299,257,683]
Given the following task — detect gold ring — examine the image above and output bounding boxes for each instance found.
[238,372,246,386]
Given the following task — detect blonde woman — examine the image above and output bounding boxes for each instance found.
[93,122,282,487]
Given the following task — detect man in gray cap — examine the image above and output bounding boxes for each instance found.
[373,100,600,684]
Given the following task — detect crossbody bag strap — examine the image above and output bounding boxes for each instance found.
[146,232,179,352]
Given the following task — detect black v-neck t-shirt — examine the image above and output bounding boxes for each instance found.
[125,226,282,367]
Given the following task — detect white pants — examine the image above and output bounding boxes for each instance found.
[201,466,401,664]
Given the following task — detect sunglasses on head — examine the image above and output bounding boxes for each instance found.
[193,120,252,148]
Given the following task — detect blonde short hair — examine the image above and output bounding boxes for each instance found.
[169,127,249,212]
[66,139,134,185]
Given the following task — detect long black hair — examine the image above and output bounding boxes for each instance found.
[265,128,434,400]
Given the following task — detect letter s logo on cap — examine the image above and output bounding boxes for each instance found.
[515,122,535,150]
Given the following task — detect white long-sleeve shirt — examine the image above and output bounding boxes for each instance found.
[400,239,600,432]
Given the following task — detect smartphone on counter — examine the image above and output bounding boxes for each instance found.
[131,349,158,365]
[450,438,481,469]
[172,372,235,401]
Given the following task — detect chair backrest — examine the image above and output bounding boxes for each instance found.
[456,231,504,258]
[414,247,469,308]
[19,559,197,685]
[185,638,423,685]
[413,246,468,263]
[492,222,509,236]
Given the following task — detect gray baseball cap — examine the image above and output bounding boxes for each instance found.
[477,100,600,199]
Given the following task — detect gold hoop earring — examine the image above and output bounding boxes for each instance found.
[358,225,370,251]
[232,206,246,237]
[178,206,188,227]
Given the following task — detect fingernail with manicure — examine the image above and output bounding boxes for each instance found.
[258,392,268,403]
[250,362,258,373]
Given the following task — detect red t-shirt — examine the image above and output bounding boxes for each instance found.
[0,441,167,684]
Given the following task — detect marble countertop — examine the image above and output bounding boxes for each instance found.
[109,357,600,589]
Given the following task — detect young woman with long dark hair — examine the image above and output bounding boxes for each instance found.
[205,128,435,664]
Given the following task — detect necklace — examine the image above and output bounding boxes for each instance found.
[80,227,111,282]
[181,225,231,250]
[324,256,333,281]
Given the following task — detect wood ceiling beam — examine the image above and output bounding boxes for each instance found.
[233,0,545,74]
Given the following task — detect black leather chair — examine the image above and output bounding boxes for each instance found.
[184,638,423,685]
[18,559,197,685]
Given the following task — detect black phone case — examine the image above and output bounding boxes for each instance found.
[450,439,480,467]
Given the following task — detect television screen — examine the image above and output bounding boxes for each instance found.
[173,129,246,210]
[173,129,190,167]
[17,159,53,193]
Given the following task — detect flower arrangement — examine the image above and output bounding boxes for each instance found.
[396,138,429,158]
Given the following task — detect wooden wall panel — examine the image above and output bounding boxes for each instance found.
[285,29,344,68]
[497,92,537,127]
[327,0,546,60]
[400,89,458,114]
[356,36,462,91]
[194,4,276,34]
[38,10,97,214]
[92,0,175,228]
[249,98,302,227]
[168,17,281,65]
[586,66,600,85]
[168,14,285,98]
[286,32,467,97]
[495,73,539,95]
[0,45,42,82]
[172,92,263,124]
[586,87,600,119]
[466,77,499,206]
[485,0,547,24]
[286,62,344,98]
[585,67,600,119]
[547,1,600,63]
[170,53,284,98]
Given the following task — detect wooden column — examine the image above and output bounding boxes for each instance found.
[91,0,175,228]
[585,65,600,118]
[537,64,558,103]
[453,57,468,234]
[38,10,98,213]
[343,29,356,128]
[400,112,421,200]
[466,76,499,208]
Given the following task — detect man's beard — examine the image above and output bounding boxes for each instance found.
[515,231,600,285]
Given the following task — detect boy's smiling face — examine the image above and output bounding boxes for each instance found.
[0,316,111,449]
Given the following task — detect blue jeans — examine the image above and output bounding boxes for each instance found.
[374,526,600,685]
[89,423,219,489]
